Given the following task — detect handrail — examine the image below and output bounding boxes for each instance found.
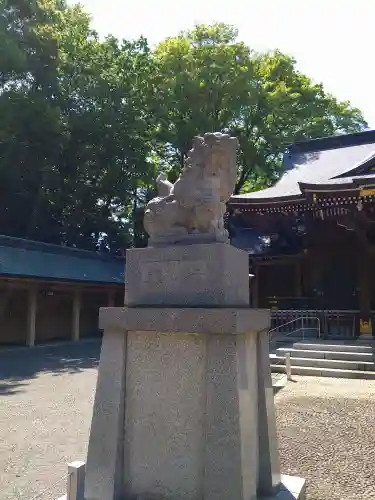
[269,316,321,382]
[268,316,320,336]
[269,316,321,345]
[270,309,360,338]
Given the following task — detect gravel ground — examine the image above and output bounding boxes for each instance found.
[0,341,100,500]
[1,342,375,500]
[275,376,375,500]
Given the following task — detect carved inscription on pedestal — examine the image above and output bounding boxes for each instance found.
[141,260,207,296]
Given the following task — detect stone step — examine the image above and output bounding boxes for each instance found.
[270,354,375,371]
[271,337,317,347]
[270,364,375,379]
[276,347,373,362]
[292,341,374,353]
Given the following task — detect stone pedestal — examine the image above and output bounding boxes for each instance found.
[84,244,305,500]
[125,243,249,307]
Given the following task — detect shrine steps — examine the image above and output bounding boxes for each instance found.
[270,340,375,379]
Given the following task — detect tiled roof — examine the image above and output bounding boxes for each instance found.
[231,130,375,203]
[0,235,125,284]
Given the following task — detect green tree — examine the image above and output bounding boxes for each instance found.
[0,0,68,242]
[0,0,156,251]
[152,23,257,179]
[153,23,367,193]
[55,31,157,250]
[234,50,366,193]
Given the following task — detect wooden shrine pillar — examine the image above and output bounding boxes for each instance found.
[27,286,37,347]
[72,289,82,341]
[357,227,372,336]
[107,289,115,307]
[295,259,302,298]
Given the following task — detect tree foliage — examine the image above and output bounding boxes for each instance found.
[0,0,156,251]
[0,6,368,251]
[153,25,367,193]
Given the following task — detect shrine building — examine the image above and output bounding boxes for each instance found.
[0,235,125,346]
[229,129,375,338]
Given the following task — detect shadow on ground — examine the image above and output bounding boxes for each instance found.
[273,384,284,395]
[273,377,297,395]
[0,340,101,396]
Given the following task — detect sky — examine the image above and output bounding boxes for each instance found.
[73,0,375,128]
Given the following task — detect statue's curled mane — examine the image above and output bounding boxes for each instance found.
[143,132,238,247]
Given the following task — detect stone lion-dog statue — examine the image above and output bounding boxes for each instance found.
[143,132,238,246]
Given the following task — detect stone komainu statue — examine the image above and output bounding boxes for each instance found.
[144,132,238,246]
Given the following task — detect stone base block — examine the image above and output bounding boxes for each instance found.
[99,307,270,335]
[260,474,306,500]
[60,469,305,500]
[85,307,281,500]
[124,243,249,307]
